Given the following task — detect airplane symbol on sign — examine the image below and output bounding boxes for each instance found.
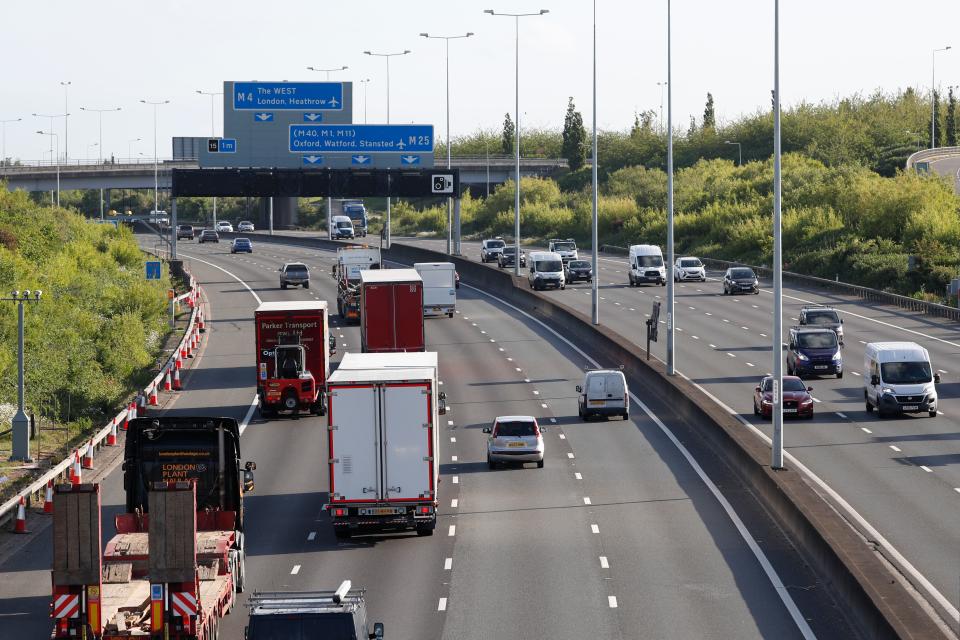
[329,96,340,108]
[397,139,406,150]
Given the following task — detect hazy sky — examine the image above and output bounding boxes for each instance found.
[2,0,958,163]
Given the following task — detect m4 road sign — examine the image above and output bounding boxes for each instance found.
[234,82,342,111]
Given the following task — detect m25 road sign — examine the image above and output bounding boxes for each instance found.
[289,124,433,154]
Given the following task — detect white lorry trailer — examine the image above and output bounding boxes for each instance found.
[414,262,457,318]
[326,352,445,538]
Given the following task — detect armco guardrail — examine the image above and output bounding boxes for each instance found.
[602,244,960,322]
[905,146,960,171]
[238,230,951,639]
[0,272,205,531]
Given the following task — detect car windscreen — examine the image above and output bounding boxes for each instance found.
[783,378,807,392]
[536,260,563,272]
[553,242,576,251]
[881,361,932,384]
[502,246,517,254]
[285,265,308,274]
[336,220,353,228]
[805,310,839,324]
[247,613,357,639]
[569,261,590,268]
[796,332,837,349]
[636,255,663,268]
[730,268,755,279]
[679,258,702,268]
[487,240,505,248]
[494,420,537,437]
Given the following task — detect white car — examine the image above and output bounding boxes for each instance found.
[674,256,706,282]
[216,221,234,233]
[237,221,255,232]
[484,415,544,468]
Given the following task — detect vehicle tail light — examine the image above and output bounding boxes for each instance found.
[532,420,540,436]
[419,506,434,514]
[334,508,346,517]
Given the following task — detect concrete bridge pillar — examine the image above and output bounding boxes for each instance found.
[259,197,298,229]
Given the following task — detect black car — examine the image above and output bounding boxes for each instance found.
[497,246,526,268]
[722,267,759,295]
[198,229,219,244]
[564,259,593,283]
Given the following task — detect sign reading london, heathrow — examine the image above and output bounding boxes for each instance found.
[289,124,433,154]
[233,82,343,111]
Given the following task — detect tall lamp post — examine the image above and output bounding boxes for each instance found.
[140,99,170,218]
[931,46,951,149]
[128,137,141,162]
[724,140,742,166]
[590,0,599,324]
[664,0,677,375]
[32,112,69,165]
[772,0,785,469]
[80,106,122,164]
[364,49,411,249]
[5,288,42,462]
[0,117,21,165]
[35,130,60,206]
[657,81,668,133]
[60,81,71,162]
[484,8,550,276]
[359,78,371,124]
[304,71,346,239]
[420,31,474,256]
[307,65,348,80]
[196,90,223,226]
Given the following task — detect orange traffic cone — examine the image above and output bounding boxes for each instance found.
[198,308,205,333]
[149,385,158,406]
[163,368,172,392]
[71,451,82,485]
[43,480,54,514]
[172,367,183,391]
[130,401,137,421]
[82,439,95,470]
[137,393,147,414]
[175,354,182,371]
[107,418,118,446]
[13,496,28,534]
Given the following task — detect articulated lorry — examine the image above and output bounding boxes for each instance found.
[360,269,425,353]
[332,246,381,323]
[326,352,445,537]
[51,416,256,639]
[255,301,332,418]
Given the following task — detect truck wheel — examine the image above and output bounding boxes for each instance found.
[259,404,275,419]
[282,392,299,412]
[235,551,246,593]
[416,527,435,537]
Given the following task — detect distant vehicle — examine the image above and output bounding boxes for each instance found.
[484,415,544,469]
[198,229,219,243]
[332,215,356,239]
[280,262,310,289]
[176,224,194,240]
[787,326,842,379]
[216,220,234,233]
[480,237,506,262]
[527,251,565,290]
[246,581,384,640]
[576,369,629,420]
[331,199,368,237]
[674,256,706,282]
[864,341,940,417]
[753,375,814,419]
[497,245,526,268]
[414,262,457,318]
[149,210,169,227]
[628,244,666,286]
[333,246,381,322]
[564,259,593,283]
[455,271,460,289]
[722,266,759,295]
[360,269,425,353]
[238,220,256,232]
[231,237,253,253]
[547,238,578,263]
[799,305,844,344]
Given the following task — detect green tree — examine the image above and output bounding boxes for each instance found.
[946,87,957,147]
[929,90,943,147]
[561,97,587,170]
[702,92,716,131]
[502,113,515,155]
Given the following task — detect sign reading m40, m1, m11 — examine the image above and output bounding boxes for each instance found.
[289,124,433,154]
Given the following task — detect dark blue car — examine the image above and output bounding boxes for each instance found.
[787,327,842,378]
[231,237,253,254]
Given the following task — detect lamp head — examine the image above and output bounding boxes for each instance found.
[22,290,31,299]
[34,290,42,300]
[403,49,411,54]
[484,9,494,14]
[363,50,372,55]
[466,32,475,37]
[420,32,429,37]
[12,290,19,299]
[540,9,549,14]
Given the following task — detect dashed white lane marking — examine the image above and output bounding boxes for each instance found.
[920,466,933,473]
[541,403,549,408]
[498,347,505,352]
[760,333,767,338]
[524,378,531,383]
[692,335,699,340]
[696,288,703,292]
[723,318,730,323]
[709,344,717,349]
[450,436,456,442]
[599,556,609,569]
[858,340,866,344]
[746,362,755,367]
[471,322,477,326]
[444,558,453,570]
[550,417,557,423]
[811,397,821,404]
[614,302,621,306]
[851,371,861,376]
[480,330,486,334]
[448,420,454,426]
[890,445,902,453]
[583,497,592,505]
[741,326,749,330]
[533,390,540,395]
[705,312,713,316]
[938,369,948,374]
[954,488,960,495]
[291,565,301,575]
[506,357,514,362]
[452,476,459,484]
[591,524,600,534]
[489,339,496,343]
[608,596,618,608]
[438,597,448,611]
[451,455,458,462]
[307,531,316,541]
[752,304,759,308]
[688,306,696,310]
[451,498,459,508]
[938,410,945,415]
[629,308,635,311]
[515,367,522,372]
[567,452,575,459]
[558,433,566,439]
[448,525,456,537]
[575,472,582,479]
[836,412,847,419]
[727,353,737,358]
[861,427,872,434]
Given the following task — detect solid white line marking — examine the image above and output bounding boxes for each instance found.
[920,466,933,473]
[444,558,453,570]
[291,565,301,575]
[448,525,456,537]
[575,472,582,480]
[452,476,459,484]
[238,394,260,437]
[583,497,592,505]
[438,597,448,611]
[861,427,872,434]
[608,596,618,609]
[307,531,316,541]
[451,498,459,508]
[890,445,901,452]
[599,556,609,569]
[451,455,458,462]
[567,452,575,459]
[591,524,600,534]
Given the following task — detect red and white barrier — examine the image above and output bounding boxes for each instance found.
[163,368,172,392]
[82,439,95,470]
[43,480,54,514]
[172,367,182,391]
[107,418,118,446]
[13,497,28,534]
[70,451,82,485]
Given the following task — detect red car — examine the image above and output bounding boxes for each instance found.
[753,375,814,419]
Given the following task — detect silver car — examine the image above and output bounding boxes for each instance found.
[484,415,544,468]
[279,262,310,289]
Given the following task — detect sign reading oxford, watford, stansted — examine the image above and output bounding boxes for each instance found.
[289,124,433,154]
[233,82,343,111]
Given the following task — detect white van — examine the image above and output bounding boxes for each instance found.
[527,251,565,290]
[628,244,666,286]
[414,262,457,318]
[332,215,355,239]
[576,369,629,420]
[864,342,941,417]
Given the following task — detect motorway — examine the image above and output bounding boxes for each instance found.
[399,234,960,625]
[929,154,960,193]
[0,233,859,638]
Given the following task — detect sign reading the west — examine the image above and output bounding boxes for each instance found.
[289,124,433,154]
[233,82,343,111]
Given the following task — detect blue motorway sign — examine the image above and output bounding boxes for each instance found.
[145,261,161,280]
[253,112,274,122]
[218,139,237,153]
[233,82,342,111]
[289,124,433,154]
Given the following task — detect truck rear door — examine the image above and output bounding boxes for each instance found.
[329,385,381,502]
[382,383,433,502]
[362,285,392,351]
[394,283,424,351]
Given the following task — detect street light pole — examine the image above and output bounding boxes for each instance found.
[931,45,951,149]
[364,49,411,249]
[772,0,784,469]
[60,81,71,162]
[140,99,170,218]
[36,130,60,207]
[196,91,222,226]
[359,78,371,124]
[591,0,599,325]
[657,81,668,133]
[665,0,676,375]
[80,106,122,164]
[32,112,68,165]
[724,140,742,166]
[128,137,141,162]
[307,65,349,81]
[0,118,22,165]
[486,8,550,277]
[4,289,41,462]
[421,31,474,256]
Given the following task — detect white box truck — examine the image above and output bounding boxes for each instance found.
[414,262,457,318]
[326,352,445,538]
